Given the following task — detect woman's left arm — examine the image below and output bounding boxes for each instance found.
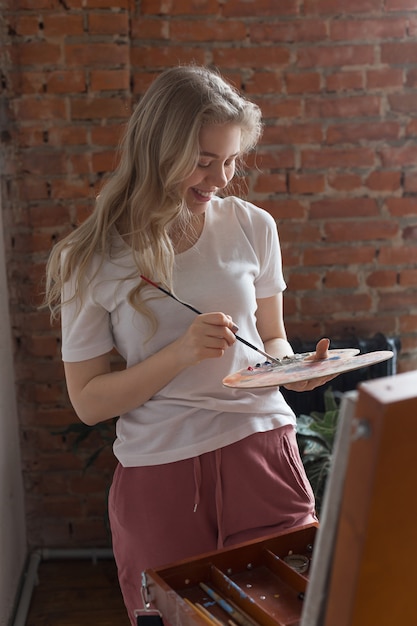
[255,294,333,392]
[255,293,294,359]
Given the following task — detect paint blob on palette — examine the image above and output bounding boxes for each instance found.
[222,348,394,389]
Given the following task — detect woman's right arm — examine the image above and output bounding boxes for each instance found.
[64,311,237,426]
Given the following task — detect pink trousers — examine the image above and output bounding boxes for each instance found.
[108,425,316,625]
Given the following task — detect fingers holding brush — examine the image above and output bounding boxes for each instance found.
[175,312,238,365]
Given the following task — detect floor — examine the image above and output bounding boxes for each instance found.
[25,558,130,625]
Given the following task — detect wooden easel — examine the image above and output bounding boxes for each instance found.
[321,369,417,626]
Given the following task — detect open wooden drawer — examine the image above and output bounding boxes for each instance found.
[144,523,317,626]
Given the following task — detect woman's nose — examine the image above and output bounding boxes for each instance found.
[208,164,229,188]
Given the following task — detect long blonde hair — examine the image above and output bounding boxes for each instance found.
[45,65,263,321]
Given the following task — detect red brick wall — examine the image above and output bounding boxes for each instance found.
[1,0,416,548]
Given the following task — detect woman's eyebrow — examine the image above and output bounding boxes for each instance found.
[200,150,239,158]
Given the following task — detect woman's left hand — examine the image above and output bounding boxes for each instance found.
[283,338,337,392]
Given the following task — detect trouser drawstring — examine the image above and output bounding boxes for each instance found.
[214,448,224,549]
[193,456,201,513]
[192,450,224,549]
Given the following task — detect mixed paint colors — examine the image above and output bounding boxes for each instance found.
[222,349,394,389]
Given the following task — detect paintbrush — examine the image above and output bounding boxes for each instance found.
[140,275,281,364]
[199,583,257,626]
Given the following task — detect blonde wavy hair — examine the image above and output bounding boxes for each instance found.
[45,65,263,324]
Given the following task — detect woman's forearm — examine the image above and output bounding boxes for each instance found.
[65,311,238,426]
[65,340,190,426]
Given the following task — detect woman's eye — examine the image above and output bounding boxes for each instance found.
[197,158,236,169]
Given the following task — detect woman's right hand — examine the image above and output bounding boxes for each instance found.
[173,312,238,367]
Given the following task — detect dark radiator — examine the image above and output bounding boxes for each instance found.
[281,333,400,417]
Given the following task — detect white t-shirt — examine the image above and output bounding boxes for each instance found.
[61,196,296,466]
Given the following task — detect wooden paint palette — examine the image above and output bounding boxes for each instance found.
[222,349,394,389]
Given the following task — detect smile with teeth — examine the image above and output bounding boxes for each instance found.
[192,188,214,201]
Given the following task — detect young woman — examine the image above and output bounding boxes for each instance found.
[45,65,331,624]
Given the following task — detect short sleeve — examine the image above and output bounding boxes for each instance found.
[254,209,286,298]
[61,272,114,362]
[232,198,286,299]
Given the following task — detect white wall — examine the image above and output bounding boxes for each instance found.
[0,204,27,625]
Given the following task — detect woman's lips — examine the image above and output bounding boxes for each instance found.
[192,188,213,202]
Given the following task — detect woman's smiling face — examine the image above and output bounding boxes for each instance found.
[183,122,242,214]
